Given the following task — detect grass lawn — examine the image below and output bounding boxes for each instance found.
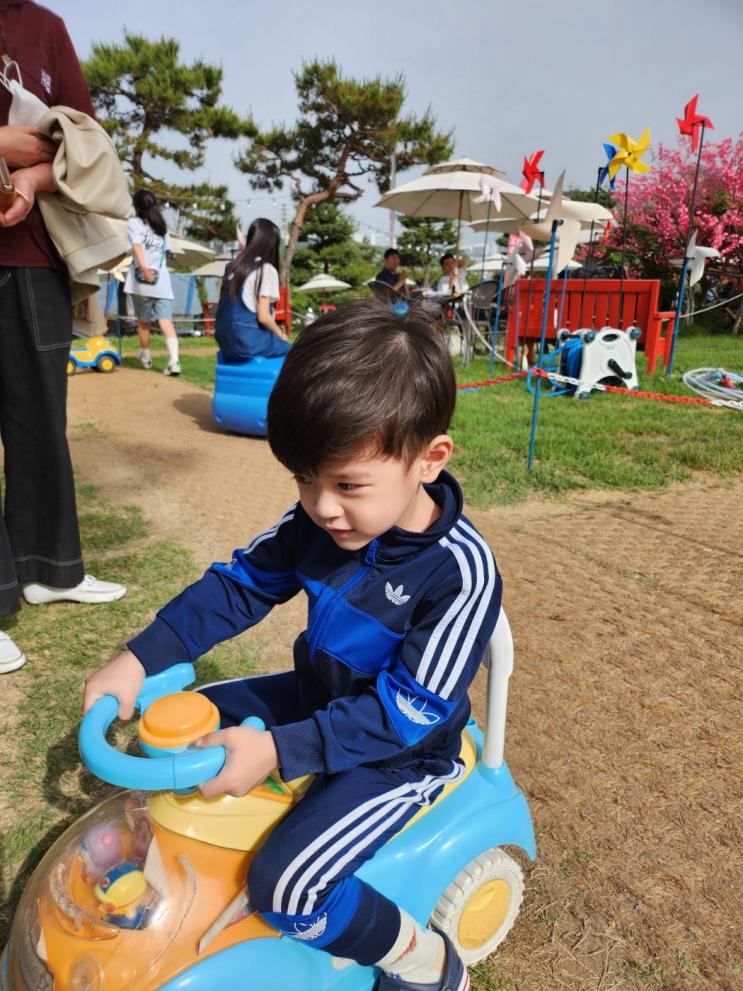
[118,331,218,352]
[451,331,743,506]
[0,487,259,948]
[122,329,743,508]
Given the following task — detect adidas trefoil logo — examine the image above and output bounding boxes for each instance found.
[385,582,410,605]
[290,914,328,940]
[395,691,440,725]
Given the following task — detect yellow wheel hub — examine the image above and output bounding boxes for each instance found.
[100,358,114,371]
[457,879,511,950]
[67,361,75,375]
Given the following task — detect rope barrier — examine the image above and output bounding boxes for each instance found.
[456,370,530,392]
[457,367,743,410]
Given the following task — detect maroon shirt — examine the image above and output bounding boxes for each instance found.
[0,0,95,267]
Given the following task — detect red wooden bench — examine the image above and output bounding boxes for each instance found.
[505,279,675,374]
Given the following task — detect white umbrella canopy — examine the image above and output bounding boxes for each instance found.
[375,171,543,224]
[102,219,217,270]
[423,156,505,178]
[296,273,352,292]
[473,254,581,275]
[470,212,609,237]
[470,254,506,273]
[532,256,581,271]
[190,259,231,278]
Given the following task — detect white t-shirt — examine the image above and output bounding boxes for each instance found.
[436,266,468,295]
[240,259,280,312]
[124,217,174,299]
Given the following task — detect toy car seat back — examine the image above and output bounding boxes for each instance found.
[212,354,285,437]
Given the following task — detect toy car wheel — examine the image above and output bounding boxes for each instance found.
[429,847,524,965]
[67,360,76,376]
[96,354,116,373]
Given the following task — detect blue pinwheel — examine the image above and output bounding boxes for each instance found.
[599,143,618,190]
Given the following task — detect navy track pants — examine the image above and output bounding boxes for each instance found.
[199,671,462,965]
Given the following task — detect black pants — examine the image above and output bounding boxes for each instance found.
[0,266,84,615]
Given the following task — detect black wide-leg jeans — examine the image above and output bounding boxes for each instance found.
[0,266,85,615]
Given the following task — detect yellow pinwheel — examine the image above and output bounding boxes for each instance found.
[606,128,651,179]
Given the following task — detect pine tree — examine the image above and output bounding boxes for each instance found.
[82,32,254,242]
[292,201,379,303]
[397,216,457,286]
[236,59,453,283]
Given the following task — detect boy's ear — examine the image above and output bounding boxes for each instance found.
[419,435,453,483]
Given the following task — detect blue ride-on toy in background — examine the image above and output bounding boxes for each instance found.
[1,611,534,991]
[212,354,285,436]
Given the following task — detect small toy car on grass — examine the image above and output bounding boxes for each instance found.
[68,336,122,375]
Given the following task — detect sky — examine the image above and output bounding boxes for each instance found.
[53,0,743,254]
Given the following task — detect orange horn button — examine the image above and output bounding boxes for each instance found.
[138,692,220,749]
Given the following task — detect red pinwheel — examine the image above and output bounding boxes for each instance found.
[519,150,544,194]
[676,95,713,153]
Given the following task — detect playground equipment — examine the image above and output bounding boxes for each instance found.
[2,612,534,991]
[67,336,122,375]
[212,355,285,436]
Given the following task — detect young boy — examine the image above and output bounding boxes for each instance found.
[83,300,502,991]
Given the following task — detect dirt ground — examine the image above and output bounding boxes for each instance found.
[66,367,743,990]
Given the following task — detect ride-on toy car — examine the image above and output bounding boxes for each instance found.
[212,354,285,437]
[1,612,534,991]
[68,336,122,375]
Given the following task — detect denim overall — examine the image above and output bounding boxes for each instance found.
[215,265,291,363]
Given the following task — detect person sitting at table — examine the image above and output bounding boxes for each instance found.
[374,248,409,296]
[436,253,469,295]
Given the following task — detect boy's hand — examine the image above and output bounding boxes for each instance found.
[197,726,279,800]
[82,650,146,720]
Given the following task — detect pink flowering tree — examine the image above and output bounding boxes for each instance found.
[588,136,743,330]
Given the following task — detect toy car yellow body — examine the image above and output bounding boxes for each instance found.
[68,336,122,375]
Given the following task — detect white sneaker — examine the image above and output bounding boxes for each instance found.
[22,574,127,606]
[138,349,153,370]
[0,631,26,673]
[164,361,181,377]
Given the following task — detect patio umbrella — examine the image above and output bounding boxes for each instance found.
[190,259,231,278]
[102,219,217,270]
[423,156,506,178]
[470,213,608,238]
[375,169,545,261]
[295,272,352,309]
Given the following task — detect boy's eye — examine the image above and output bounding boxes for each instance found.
[338,483,359,491]
[293,475,312,485]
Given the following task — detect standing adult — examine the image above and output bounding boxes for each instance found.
[0,0,126,674]
[374,248,409,295]
[124,190,180,375]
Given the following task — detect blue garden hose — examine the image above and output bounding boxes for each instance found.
[526,336,583,397]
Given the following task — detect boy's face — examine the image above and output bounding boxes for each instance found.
[442,257,455,276]
[293,439,452,550]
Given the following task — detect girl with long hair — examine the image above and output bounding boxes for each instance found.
[215,217,290,362]
[124,189,180,375]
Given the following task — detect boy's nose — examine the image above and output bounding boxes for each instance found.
[314,490,342,521]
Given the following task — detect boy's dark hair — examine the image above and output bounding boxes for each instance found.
[440,252,454,265]
[383,248,400,260]
[267,299,456,477]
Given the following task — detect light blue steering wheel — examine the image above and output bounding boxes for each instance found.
[79,663,265,791]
